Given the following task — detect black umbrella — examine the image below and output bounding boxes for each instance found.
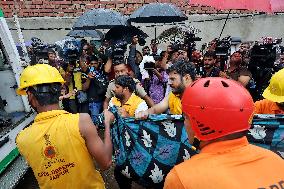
[104,26,148,44]
[67,29,103,39]
[128,3,188,23]
[73,8,129,30]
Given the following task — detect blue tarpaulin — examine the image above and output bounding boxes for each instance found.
[95,109,284,187]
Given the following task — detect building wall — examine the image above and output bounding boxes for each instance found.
[0,0,251,18]
[1,0,284,51]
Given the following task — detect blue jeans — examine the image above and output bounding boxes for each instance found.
[89,101,103,123]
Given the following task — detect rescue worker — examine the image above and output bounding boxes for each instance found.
[136,60,196,118]
[16,64,113,189]
[255,68,284,114]
[164,78,284,189]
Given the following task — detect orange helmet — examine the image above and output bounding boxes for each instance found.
[182,78,254,141]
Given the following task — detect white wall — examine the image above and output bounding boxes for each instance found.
[5,14,284,51]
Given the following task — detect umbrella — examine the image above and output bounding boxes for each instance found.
[128,3,188,40]
[104,26,148,44]
[67,29,103,39]
[128,3,188,23]
[73,8,129,30]
[190,0,284,13]
[190,0,284,38]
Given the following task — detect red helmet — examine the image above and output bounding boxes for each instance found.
[182,78,254,141]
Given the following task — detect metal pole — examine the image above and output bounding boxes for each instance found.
[13,15,30,64]
[219,9,231,39]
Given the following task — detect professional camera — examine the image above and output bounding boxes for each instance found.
[111,40,128,65]
[138,37,146,46]
[144,62,156,70]
[215,36,231,56]
[184,32,202,44]
[247,37,282,101]
[62,40,80,63]
[29,37,56,64]
[183,32,202,61]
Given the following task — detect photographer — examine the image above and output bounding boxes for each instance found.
[62,60,84,113]
[220,51,252,87]
[103,61,154,110]
[103,40,133,80]
[79,43,93,73]
[82,55,108,122]
[127,35,143,81]
[47,49,65,74]
[141,55,169,104]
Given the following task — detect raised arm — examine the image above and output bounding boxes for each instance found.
[79,112,113,170]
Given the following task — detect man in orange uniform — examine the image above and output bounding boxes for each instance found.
[16,64,114,189]
[255,68,284,114]
[164,78,284,189]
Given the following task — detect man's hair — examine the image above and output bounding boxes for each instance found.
[204,51,217,59]
[115,75,136,93]
[47,49,56,55]
[142,46,150,51]
[114,60,127,67]
[151,39,156,44]
[167,60,196,81]
[27,83,61,106]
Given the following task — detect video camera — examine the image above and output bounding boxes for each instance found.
[183,32,202,62]
[144,62,156,70]
[29,37,56,64]
[111,40,128,65]
[62,40,80,63]
[214,36,231,56]
[138,37,146,46]
[248,37,282,101]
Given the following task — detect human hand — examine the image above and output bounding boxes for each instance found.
[103,110,115,127]
[195,75,202,80]
[135,110,149,120]
[219,71,229,79]
[118,107,129,118]
[132,35,139,45]
[88,72,95,79]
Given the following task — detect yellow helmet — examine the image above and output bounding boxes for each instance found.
[263,68,284,103]
[17,64,65,95]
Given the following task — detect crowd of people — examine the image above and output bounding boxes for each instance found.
[14,33,284,189]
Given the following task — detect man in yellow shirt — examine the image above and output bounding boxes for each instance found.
[136,59,196,118]
[255,68,284,114]
[109,75,148,117]
[16,64,114,189]
[164,78,284,189]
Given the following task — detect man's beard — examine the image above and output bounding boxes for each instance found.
[172,83,185,95]
[204,63,214,69]
[115,93,124,101]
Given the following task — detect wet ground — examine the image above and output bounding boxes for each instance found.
[15,163,145,189]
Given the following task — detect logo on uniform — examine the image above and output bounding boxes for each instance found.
[44,146,57,159]
[43,134,57,159]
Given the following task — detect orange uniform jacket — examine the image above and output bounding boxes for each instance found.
[164,137,284,189]
[254,99,284,114]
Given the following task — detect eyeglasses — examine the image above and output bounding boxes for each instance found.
[83,49,88,51]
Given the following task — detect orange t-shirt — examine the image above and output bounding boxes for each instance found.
[164,137,284,189]
[254,99,284,114]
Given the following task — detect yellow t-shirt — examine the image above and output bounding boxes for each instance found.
[111,93,145,117]
[168,92,182,115]
[16,110,105,189]
[68,71,82,100]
